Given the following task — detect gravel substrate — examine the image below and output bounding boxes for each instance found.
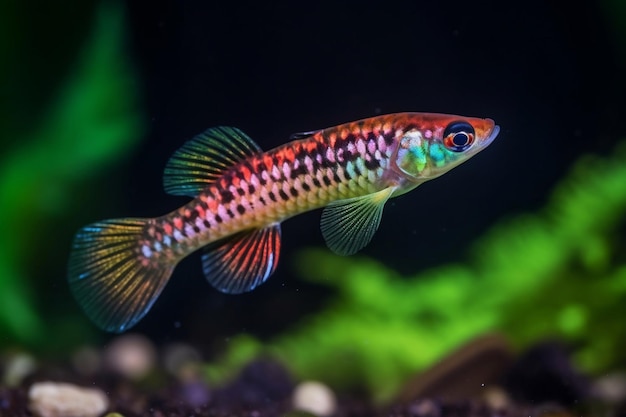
[0,337,620,417]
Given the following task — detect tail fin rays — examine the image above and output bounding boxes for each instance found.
[68,218,174,333]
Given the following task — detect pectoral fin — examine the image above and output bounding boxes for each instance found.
[320,187,396,256]
[202,224,281,294]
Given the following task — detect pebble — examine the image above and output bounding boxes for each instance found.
[177,379,211,407]
[406,399,441,417]
[292,381,337,417]
[482,386,511,410]
[591,372,626,403]
[162,342,202,379]
[213,359,293,406]
[71,346,101,376]
[503,341,590,405]
[3,353,36,387]
[28,381,109,417]
[104,334,156,379]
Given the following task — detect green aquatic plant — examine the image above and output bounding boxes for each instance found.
[206,142,626,402]
[0,1,144,347]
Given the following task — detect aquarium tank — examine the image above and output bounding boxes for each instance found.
[1,1,625,416]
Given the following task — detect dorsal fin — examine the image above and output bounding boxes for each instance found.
[163,126,262,197]
[289,129,322,140]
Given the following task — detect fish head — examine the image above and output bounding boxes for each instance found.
[392,114,499,182]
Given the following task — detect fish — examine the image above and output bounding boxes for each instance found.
[68,112,500,332]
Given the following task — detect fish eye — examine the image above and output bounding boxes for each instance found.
[443,121,475,152]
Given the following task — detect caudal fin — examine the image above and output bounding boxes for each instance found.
[67,218,174,332]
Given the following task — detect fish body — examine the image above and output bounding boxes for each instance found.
[68,113,500,332]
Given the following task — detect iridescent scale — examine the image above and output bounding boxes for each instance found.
[141,116,402,264]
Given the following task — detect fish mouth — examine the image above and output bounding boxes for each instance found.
[483,120,500,147]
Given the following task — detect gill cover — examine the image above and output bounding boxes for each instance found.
[394,121,479,180]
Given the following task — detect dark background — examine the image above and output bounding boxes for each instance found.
[5,1,624,348]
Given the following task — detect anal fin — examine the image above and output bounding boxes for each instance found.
[202,224,281,294]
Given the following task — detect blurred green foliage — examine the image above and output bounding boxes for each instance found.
[206,142,626,402]
[601,0,626,65]
[0,1,144,347]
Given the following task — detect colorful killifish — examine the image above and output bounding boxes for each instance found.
[68,113,500,332]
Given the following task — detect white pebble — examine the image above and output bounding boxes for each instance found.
[3,353,36,386]
[28,381,109,417]
[482,386,511,410]
[104,333,156,379]
[592,372,626,403]
[292,380,337,417]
